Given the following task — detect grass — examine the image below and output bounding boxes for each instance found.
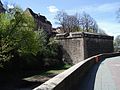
[23,64,72,82]
[41,64,72,75]
[0,64,72,89]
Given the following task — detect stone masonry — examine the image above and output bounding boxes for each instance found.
[56,32,114,64]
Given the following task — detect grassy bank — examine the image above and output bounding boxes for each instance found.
[0,64,72,89]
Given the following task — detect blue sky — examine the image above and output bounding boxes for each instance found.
[2,0,120,37]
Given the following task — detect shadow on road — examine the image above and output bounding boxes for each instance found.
[76,60,103,90]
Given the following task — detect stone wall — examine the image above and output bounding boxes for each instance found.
[56,33,85,64]
[84,33,114,59]
[56,32,114,64]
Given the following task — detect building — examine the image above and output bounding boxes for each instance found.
[24,8,52,34]
[0,0,5,13]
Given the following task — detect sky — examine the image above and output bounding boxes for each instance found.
[2,0,120,38]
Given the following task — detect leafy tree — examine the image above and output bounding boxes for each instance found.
[0,7,39,68]
[0,13,11,67]
[0,4,62,70]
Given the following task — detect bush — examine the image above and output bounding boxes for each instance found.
[0,7,63,71]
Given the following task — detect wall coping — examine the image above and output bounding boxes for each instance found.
[56,32,113,40]
[33,57,94,90]
[34,52,120,90]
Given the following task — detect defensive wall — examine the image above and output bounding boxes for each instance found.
[56,32,114,64]
[34,52,120,90]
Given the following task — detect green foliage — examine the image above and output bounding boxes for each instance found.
[35,29,47,51]
[0,14,12,64]
[0,9,61,70]
[47,38,59,58]
[35,29,59,59]
[71,26,82,32]
[0,5,62,71]
[0,7,39,69]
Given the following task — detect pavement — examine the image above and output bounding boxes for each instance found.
[77,56,120,90]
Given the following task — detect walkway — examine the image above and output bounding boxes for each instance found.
[77,56,120,90]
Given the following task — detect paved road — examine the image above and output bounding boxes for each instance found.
[77,56,120,90]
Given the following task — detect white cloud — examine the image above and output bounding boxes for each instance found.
[47,5,59,13]
[66,2,120,14]
[98,22,120,37]
[7,4,14,9]
[95,2,120,12]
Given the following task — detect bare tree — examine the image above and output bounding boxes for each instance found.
[55,11,98,33]
[55,11,81,33]
[64,14,80,32]
[114,35,120,51]
[97,28,107,35]
[80,12,98,32]
[55,10,68,32]
[92,20,98,33]
[117,8,120,22]
[79,12,98,33]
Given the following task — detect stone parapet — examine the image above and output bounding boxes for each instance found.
[33,52,120,90]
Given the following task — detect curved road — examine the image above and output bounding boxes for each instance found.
[77,56,120,90]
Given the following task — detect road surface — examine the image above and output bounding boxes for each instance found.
[77,56,120,90]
